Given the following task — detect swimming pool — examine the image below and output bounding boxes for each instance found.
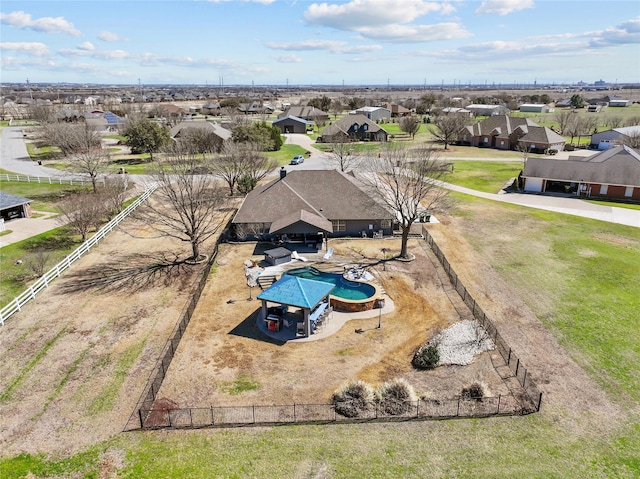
[285,267,380,312]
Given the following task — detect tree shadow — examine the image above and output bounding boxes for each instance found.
[59,252,195,294]
[228,309,286,346]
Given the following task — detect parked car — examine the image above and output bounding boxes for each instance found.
[290,155,305,165]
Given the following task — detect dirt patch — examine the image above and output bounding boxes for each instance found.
[159,239,514,409]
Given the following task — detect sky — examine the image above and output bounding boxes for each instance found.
[1,0,639,86]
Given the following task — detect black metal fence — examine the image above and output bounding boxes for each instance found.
[126,230,542,431]
[422,226,543,413]
[124,243,220,431]
[138,394,529,429]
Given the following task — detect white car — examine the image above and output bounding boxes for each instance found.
[290,155,305,165]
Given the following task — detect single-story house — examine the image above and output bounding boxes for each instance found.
[0,192,32,221]
[522,145,640,200]
[232,168,396,242]
[383,103,412,117]
[441,107,473,117]
[272,115,314,134]
[465,104,508,117]
[202,102,221,116]
[591,125,640,150]
[460,115,565,152]
[278,106,330,124]
[519,103,553,113]
[608,98,632,107]
[353,106,391,122]
[169,120,231,143]
[318,114,388,143]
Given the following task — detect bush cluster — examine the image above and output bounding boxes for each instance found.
[412,344,440,370]
[332,380,375,418]
[377,378,417,415]
[461,383,484,402]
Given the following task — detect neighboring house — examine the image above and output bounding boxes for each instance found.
[232,169,396,242]
[522,145,640,200]
[202,103,221,116]
[465,104,508,117]
[591,125,640,150]
[272,115,314,134]
[160,104,189,121]
[460,115,565,153]
[383,103,412,117]
[278,106,329,124]
[317,114,389,143]
[608,98,632,107]
[239,101,273,115]
[519,103,553,113]
[353,106,391,122]
[85,111,124,132]
[0,192,32,221]
[441,107,473,117]
[587,105,603,113]
[169,120,231,144]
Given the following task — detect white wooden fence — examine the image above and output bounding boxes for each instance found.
[0,183,157,325]
[1,174,104,187]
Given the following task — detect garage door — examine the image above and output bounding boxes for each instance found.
[524,177,544,192]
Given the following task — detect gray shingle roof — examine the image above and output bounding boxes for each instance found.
[523,145,640,186]
[233,169,394,226]
[0,191,31,210]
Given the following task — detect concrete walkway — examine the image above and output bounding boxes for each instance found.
[0,212,61,248]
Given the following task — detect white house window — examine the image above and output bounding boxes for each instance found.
[332,219,346,232]
[624,186,633,197]
[599,185,608,195]
[381,219,392,229]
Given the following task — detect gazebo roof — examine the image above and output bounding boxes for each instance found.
[257,275,335,309]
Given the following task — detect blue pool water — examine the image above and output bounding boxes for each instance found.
[285,267,376,301]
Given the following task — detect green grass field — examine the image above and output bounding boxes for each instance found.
[0,178,89,212]
[447,160,523,192]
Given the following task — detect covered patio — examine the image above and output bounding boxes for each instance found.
[256,275,335,339]
[270,209,332,251]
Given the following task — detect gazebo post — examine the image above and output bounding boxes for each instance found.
[260,300,268,320]
[304,309,310,337]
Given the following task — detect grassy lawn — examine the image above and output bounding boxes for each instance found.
[447,160,523,192]
[0,227,79,308]
[584,199,640,210]
[0,178,89,212]
[266,143,308,166]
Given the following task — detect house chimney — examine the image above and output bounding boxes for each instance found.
[280,167,286,179]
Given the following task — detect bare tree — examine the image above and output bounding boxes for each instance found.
[72,144,112,193]
[330,99,344,119]
[364,144,451,259]
[431,113,470,150]
[57,192,105,242]
[25,248,52,277]
[222,107,251,129]
[605,116,624,129]
[140,144,229,260]
[619,132,640,149]
[555,110,575,135]
[325,139,362,172]
[27,103,54,124]
[98,177,130,219]
[38,122,101,155]
[399,115,421,139]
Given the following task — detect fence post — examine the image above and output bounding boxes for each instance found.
[293,403,296,422]
[497,395,501,414]
[507,348,512,365]
[139,409,144,429]
[537,393,543,412]
[210,406,214,426]
[456,397,461,417]
[515,358,520,377]
[189,408,193,427]
[252,405,255,424]
[523,368,527,388]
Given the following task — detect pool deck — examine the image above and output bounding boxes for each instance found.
[251,247,395,342]
[256,293,395,343]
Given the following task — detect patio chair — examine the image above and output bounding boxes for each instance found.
[322,247,334,261]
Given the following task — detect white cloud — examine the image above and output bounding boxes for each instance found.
[475,0,534,16]
[275,54,302,63]
[0,42,50,56]
[0,10,81,36]
[304,0,468,43]
[77,41,95,51]
[266,39,383,54]
[305,0,453,29]
[358,22,472,42]
[98,31,121,42]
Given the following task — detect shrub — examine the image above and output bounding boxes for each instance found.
[332,380,375,418]
[461,383,484,402]
[412,344,440,370]
[376,378,418,415]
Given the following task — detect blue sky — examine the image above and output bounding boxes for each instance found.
[1,0,639,86]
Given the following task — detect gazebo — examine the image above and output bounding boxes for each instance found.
[257,275,335,337]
